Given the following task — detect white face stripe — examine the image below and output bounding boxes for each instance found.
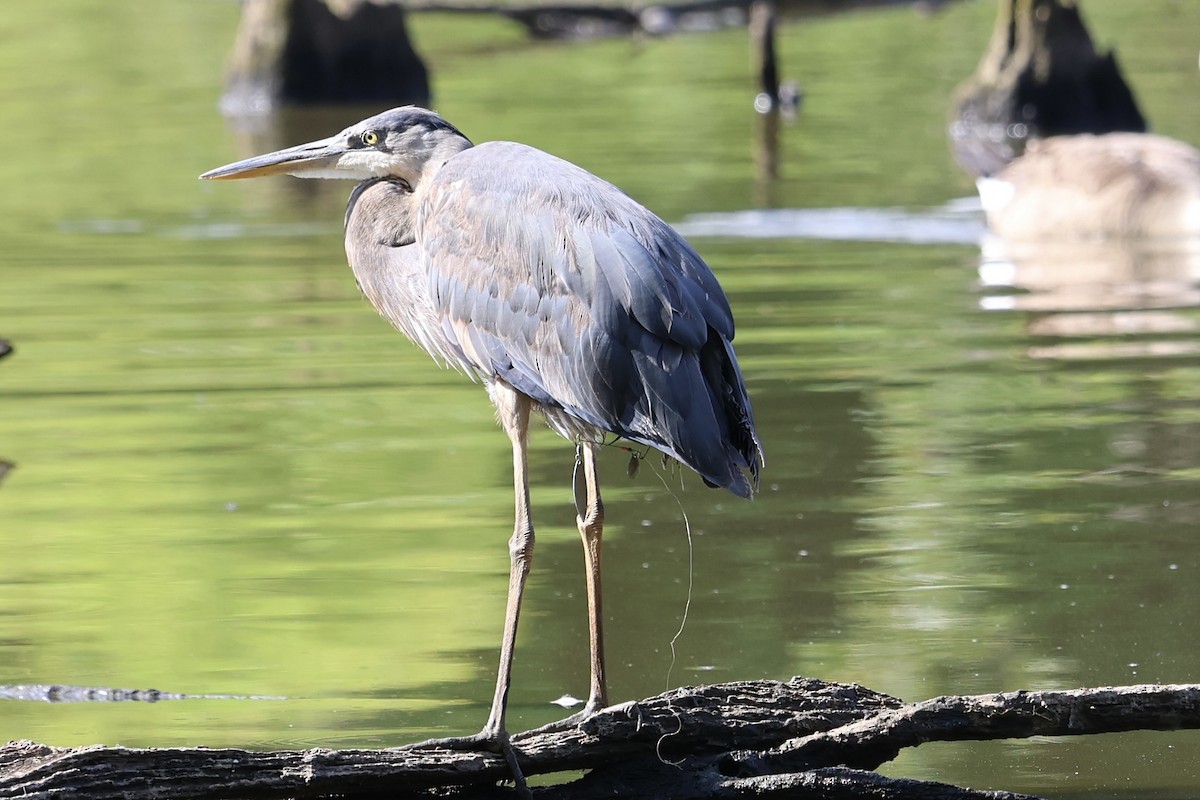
[337,149,401,177]
[286,150,397,180]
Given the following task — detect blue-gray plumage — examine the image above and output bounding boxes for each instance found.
[202,106,761,786]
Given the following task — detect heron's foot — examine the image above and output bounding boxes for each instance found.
[402,727,530,798]
[522,699,606,736]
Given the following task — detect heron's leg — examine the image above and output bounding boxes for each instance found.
[525,440,608,737]
[574,439,608,715]
[482,387,536,740]
[405,384,533,795]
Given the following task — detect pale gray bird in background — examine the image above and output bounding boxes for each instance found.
[202,106,762,784]
[976,132,1200,241]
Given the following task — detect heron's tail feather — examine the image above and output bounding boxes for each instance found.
[629,328,761,498]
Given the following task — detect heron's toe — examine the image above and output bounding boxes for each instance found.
[402,727,530,798]
[520,701,609,737]
[402,730,498,751]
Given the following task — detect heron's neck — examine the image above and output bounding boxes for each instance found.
[404,135,473,190]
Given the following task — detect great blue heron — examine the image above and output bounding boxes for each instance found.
[201,106,762,782]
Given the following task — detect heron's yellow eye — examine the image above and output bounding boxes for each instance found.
[361,130,380,146]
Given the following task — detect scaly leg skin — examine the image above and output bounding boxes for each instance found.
[525,440,609,735]
[403,384,534,797]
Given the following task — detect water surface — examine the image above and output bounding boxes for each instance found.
[1,2,1199,796]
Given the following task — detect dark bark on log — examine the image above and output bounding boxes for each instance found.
[950,0,1146,178]
[725,683,1200,775]
[3,679,1199,800]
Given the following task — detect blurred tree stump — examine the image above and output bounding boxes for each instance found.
[950,0,1146,178]
[3,678,1200,799]
[214,0,955,113]
[220,0,430,115]
[404,0,961,40]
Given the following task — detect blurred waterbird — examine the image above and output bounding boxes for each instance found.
[977,133,1200,241]
[201,106,762,784]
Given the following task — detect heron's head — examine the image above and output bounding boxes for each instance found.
[200,106,473,185]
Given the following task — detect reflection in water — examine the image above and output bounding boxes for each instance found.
[751,108,801,208]
[675,199,985,244]
[753,108,782,204]
[971,235,1200,602]
[977,237,1200,359]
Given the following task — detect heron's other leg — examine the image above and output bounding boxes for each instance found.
[524,440,609,738]
[574,440,608,715]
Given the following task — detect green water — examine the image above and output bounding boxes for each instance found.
[2,1,1200,796]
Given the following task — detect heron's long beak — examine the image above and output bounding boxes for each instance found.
[200,134,349,181]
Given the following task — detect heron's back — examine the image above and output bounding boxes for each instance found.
[351,142,762,496]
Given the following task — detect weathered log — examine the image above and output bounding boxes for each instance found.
[728,683,1200,774]
[3,678,1199,800]
[950,0,1146,177]
[0,679,893,799]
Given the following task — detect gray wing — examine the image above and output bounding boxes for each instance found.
[418,142,760,496]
